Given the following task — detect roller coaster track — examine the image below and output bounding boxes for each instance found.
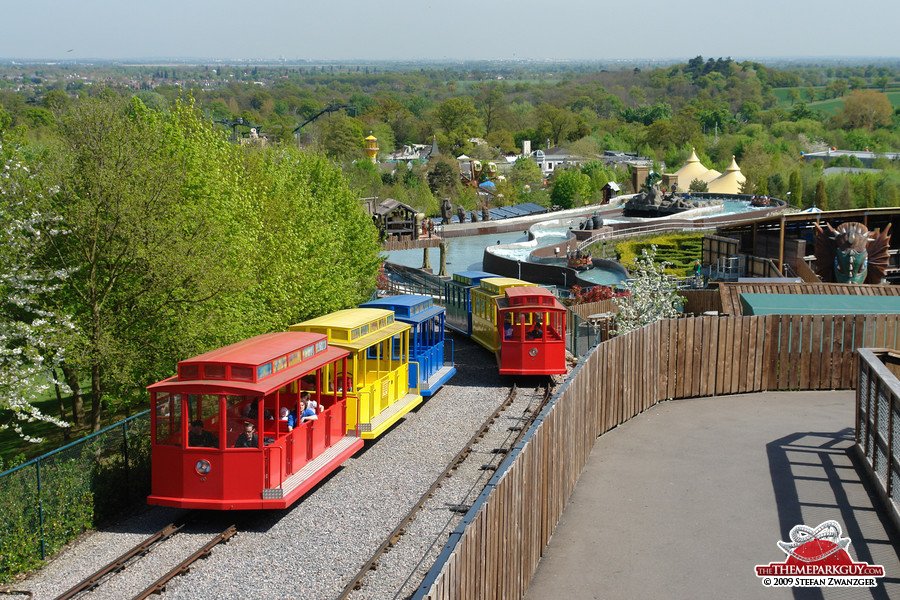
[338,382,553,600]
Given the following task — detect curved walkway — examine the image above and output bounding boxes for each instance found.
[524,391,900,600]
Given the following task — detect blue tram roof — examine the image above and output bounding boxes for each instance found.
[361,294,445,324]
[450,271,498,287]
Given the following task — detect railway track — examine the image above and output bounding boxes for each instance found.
[21,342,555,600]
[47,521,235,600]
[340,380,553,600]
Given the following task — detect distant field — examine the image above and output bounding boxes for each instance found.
[809,90,900,115]
[773,86,900,115]
[453,78,560,90]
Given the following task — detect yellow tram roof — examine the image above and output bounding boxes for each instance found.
[289,308,411,351]
[477,277,537,296]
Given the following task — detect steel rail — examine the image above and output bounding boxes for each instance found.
[336,384,522,600]
[51,523,182,600]
[132,525,237,600]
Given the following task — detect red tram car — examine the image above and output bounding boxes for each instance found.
[147,331,363,510]
[469,276,568,376]
[497,286,567,375]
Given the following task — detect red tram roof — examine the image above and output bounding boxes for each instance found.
[147,332,349,396]
[503,287,564,310]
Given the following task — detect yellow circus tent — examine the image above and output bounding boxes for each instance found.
[707,156,746,194]
[673,148,719,189]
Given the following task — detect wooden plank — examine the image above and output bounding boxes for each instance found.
[690,318,702,397]
[830,316,844,390]
[738,316,750,393]
[706,317,720,395]
[716,317,727,396]
[754,315,767,391]
[729,316,741,394]
[820,315,834,390]
[761,315,775,391]
[778,315,791,390]
[809,315,823,390]
[788,314,800,390]
[665,320,676,400]
[799,314,812,389]
[746,316,759,392]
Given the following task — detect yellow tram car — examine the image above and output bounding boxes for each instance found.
[290,308,422,439]
[470,277,537,353]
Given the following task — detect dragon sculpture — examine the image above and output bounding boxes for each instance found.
[814,222,892,284]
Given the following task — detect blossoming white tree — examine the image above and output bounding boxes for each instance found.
[613,245,685,335]
[0,134,73,441]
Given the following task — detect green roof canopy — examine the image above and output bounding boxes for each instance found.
[740,293,900,316]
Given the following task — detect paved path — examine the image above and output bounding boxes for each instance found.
[524,391,900,600]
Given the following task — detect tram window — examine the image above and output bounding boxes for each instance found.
[547,312,563,340]
[195,394,219,424]
[154,393,182,446]
[391,334,404,360]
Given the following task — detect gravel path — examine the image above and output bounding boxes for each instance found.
[20,334,556,600]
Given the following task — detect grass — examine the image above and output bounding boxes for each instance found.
[772,86,900,113]
[0,381,138,469]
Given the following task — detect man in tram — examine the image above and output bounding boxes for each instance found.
[526,315,544,339]
[188,420,219,448]
[234,421,259,448]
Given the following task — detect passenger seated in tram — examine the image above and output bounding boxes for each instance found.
[234,421,259,448]
[504,321,514,340]
[299,392,318,423]
[241,398,259,419]
[188,420,219,448]
[526,316,544,340]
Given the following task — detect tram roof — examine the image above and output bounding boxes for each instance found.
[360,294,445,324]
[290,308,412,351]
[497,287,564,311]
[476,277,537,296]
[450,271,499,287]
[147,332,349,395]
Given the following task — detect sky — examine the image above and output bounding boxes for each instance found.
[2,0,899,62]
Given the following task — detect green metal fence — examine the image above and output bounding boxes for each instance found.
[0,411,151,582]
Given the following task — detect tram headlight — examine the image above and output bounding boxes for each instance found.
[195,459,211,475]
[529,348,538,357]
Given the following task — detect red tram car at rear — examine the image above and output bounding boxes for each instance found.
[469,277,568,376]
[148,331,362,510]
[497,286,567,375]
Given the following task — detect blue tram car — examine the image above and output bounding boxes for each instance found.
[360,294,456,396]
[443,271,498,336]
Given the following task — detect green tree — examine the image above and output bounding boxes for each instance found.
[788,170,803,207]
[814,179,828,210]
[835,90,893,130]
[427,159,460,198]
[474,83,505,135]
[689,178,708,192]
[550,169,589,209]
[320,114,364,159]
[432,97,480,150]
[43,96,239,430]
[537,104,573,146]
[787,88,800,106]
[510,156,544,191]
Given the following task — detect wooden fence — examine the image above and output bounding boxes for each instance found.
[415,313,900,599]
